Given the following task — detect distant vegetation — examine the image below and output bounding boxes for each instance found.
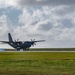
[30,48,75,51]
[4,48,75,51]
[0,52,75,75]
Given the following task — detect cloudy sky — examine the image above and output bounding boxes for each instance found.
[0,0,75,48]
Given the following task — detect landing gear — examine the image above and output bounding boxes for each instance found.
[16,48,30,51]
[17,49,20,51]
[16,47,20,51]
[23,49,26,51]
[27,48,29,50]
[23,48,29,51]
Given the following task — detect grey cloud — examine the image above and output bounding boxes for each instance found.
[18,7,75,41]
[52,6,75,16]
[17,0,75,6]
[60,19,73,28]
[38,22,53,31]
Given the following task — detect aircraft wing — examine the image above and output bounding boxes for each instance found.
[0,40,45,44]
[14,40,45,43]
[32,40,45,42]
[0,41,9,43]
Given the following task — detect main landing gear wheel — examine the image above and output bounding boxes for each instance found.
[23,49,26,51]
[17,49,20,51]
[16,47,20,51]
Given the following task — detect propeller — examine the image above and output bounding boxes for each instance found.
[31,39,35,41]
[14,39,19,42]
[14,39,21,46]
[31,39,36,46]
[14,39,19,43]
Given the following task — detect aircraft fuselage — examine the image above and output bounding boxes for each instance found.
[8,41,33,51]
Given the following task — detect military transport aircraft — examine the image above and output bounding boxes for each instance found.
[0,33,45,51]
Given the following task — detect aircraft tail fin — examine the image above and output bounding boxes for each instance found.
[8,33,13,42]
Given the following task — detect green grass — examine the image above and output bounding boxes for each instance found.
[0,52,75,75]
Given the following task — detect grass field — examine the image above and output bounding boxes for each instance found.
[0,52,75,75]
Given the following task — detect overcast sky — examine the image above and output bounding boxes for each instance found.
[0,0,75,48]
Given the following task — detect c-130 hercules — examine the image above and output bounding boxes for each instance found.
[0,33,45,51]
